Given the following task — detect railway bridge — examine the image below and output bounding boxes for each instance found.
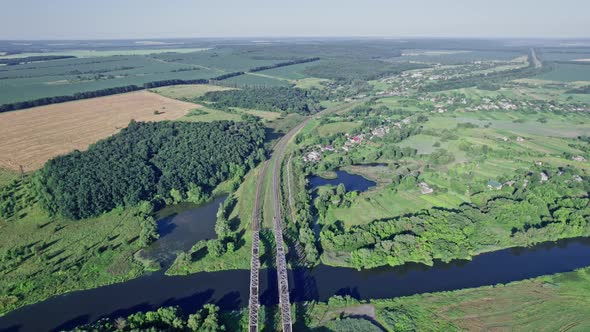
[248,119,311,331]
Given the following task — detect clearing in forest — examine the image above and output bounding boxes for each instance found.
[0,91,196,171]
[150,84,234,100]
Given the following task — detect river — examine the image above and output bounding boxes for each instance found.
[2,172,590,332]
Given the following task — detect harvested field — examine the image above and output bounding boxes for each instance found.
[0,91,196,171]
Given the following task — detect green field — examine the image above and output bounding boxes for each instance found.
[150,84,233,100]
[535,62,590,82]
[256,59,328,80]
[0,47,291,105]
[179,107,243,122]
[0,55,220,104]
[0,196,149,315]
[302,267,590,331]
[317,120,362,137]
[219,73,292,87]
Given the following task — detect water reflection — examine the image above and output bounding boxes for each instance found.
[139,196,226,266]
[309,170,376,193]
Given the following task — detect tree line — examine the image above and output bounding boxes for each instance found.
[35,120,266,219]
[200,86,324,114]
[71,304,226,331]
[248,57,320,72]
[0,55,76,66]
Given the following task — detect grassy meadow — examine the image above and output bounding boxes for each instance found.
[0,180,149,315]
[300,266,590,331]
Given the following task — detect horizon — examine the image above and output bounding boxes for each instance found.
[1,0,589,40]
[2,36,590,41]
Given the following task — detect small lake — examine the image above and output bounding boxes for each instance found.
[2,237,590,331]
[308,169,377,238]
[309,170,376,193]
[139,196,226,266]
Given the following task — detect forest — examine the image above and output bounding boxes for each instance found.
[321,166,590,269]
[303,59,427,82]
[200,86,325,114]
[33,120,266,219]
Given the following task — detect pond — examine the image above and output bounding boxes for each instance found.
[308,170,376,193]
[2,237,590,331]
[308,169,377,237]
[138,196,226,266]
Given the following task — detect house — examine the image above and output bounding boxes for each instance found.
[371,126,390,138]
[573,175,583,182]
[572,156,587,162]
[487,180,503,190]
[516,137,525,142]
[322,145,335,152]
[348,134,365,144]
[540,172,549,182]
[418,182,434,194]
[303,151,321,163]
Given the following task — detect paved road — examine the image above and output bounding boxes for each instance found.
[530,48,542,68]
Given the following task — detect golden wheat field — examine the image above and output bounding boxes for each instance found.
[0,91,197,171]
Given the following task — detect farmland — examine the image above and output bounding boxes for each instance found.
[0,91,195,171]
[0,54,220,105]
[0,48,210,59]
[534,62,590,82]
[149,84,233,101]
[1,37,590,331]
[0,46,304,106]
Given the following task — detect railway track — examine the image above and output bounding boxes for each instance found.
[248,112,322,331]
[248,160,269,332]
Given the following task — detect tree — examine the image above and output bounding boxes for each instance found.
[336,183,346,196]
[215,214,231,241]
[208,239,225,257]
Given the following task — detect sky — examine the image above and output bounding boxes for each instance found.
[1,0,589,40]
